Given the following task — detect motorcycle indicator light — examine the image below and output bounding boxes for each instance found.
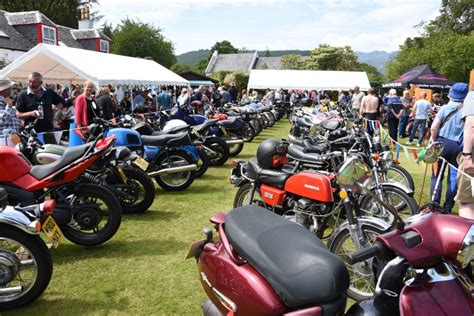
[43,200,56,214]
[339,189,348,199]
[373,153,380,161]
[232,160,237,168]
[28,220,41,233]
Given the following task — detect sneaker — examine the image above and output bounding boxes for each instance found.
[416,143,420,147]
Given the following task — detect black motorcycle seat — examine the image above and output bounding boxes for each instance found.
[296,117,313,128]
[287,145,326,164]
[141,132,190,147]
[30,142,93,180]
[193,119,219,133]
[287,136,329,154]
[248,157,291,189]
[225,205,349,308]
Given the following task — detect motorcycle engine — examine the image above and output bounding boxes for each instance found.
[286,198,332,233]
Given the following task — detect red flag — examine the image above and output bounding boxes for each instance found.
[433,161,439,177]
[412,149,418,162]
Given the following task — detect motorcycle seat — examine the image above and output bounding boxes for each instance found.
[248,157,291,189]
[296,117,313,128]
[193,119,219,133]
[320,119,341,131]
[225,205,349,308]
[30,142,94,180]
[287,145,327,164]
[141,132,190,148]
[287,136,329,154]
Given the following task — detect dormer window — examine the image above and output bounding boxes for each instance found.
[42,25,56,45]
[100,39,109,53]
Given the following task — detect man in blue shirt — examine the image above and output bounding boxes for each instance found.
[408,92,432,146]
[0,79,20,146]
[429,83,468,213]
[157,87,172,111]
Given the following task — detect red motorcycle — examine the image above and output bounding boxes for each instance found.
[188,204,473,316]
[0,135,122,246]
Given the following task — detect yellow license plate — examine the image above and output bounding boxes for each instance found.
[42,215,63,248]
[133,156,149,171]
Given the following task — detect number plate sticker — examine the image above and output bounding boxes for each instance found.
[133,156,149,171]
[42,216,63,248]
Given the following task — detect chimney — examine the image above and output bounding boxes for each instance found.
[78,5,93,29]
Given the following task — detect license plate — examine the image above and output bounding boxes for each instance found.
[117,167,128,182]
[133,156,149,171]
[42,216,63,248]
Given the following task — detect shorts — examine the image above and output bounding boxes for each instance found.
[455,155,474,204]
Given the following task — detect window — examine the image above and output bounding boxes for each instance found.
[42,25,56,45]
[100,39,109,53]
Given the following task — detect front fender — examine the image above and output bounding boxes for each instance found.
[0,208,37,235]
[329,216,391,246]
[367,182,413,196]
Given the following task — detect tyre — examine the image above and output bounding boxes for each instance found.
[233,183,264,208]
[0,225,53,311]
[153,149,196,191]
[115,167,155,214]
[328,224,385,301]
[261,114,269,129]
[195,147,210,178]
[243,124,255,142]
[267,112,276,127]
[204,137,230,166]
[62,184,122,246]
[386,165,415,191]
[227,133,244,157]
[359,186,419,222]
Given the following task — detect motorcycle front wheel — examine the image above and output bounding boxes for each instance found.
[195,147,210,178]
[233,183,264,208]
[62,184,122,246]
[0,225,53,311]
[227,133,244,157]
[153,150,196,191]
[360,186,419,221]
[386,165,415,191]
[328,224,384,301]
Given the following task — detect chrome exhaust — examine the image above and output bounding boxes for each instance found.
[148,164,197,176]
[0,286,23,295]
[226,139,244,145]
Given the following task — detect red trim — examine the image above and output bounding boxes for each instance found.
[36,23,42,43]
[96,38,100,51]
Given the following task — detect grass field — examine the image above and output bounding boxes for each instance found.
[8,119,455,315]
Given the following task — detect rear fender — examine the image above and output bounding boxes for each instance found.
[0,208,38,235]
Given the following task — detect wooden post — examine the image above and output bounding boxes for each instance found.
[469,69,474,91]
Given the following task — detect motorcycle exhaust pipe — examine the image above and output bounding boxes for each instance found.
[148,164,197,176]
[0,286,23,295]
[226,139,244,145]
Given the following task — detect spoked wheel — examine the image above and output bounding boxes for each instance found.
[62,184,122,246]
[112,167,155,214]
[204,137,230,166]
[386,165,415,191]
[227,133,244,157]
[233,183,264,208]
[153,150,196,191]
[0,225,52,311]
[329,224,384,301]
[243,125,255,142]
[195,147,210,178]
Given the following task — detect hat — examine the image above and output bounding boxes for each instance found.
[448,83,468,102]
[0,79,14,91]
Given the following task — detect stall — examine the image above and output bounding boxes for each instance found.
[382,64,454,90]
[247,69,371,91]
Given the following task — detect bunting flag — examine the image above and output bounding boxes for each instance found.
[433,161,439,177]
[403,146,410,161]
[411,149,418,162]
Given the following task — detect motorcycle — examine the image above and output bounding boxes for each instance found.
[0,131,122,247]
[18,119,155,214]
[0,188,56,310]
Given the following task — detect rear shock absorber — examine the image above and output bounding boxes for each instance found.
[82,172,101,184]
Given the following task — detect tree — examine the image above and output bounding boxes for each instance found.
[358,63,383,89]
[223,72,249,90]
[194,58,209,74]
[426,0,474,35]
[209,40,238,58]
[264,47,271,57]
[101,21,115,40]
[112,18,176,68]
[281,54,303,70]
[170,63,191,74]
[301,44,360,71]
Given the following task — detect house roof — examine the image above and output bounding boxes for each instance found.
[72,29,111,41]
[207,52,256,74]
[254,57,283,70]
[0,11,34,51]
[57,25,85,49]
[4,11,55,26]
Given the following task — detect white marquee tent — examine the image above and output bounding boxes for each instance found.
[0,43,189,87]
[248,69,371,91]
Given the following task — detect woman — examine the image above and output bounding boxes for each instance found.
[240,90,250,105]
[386,89,403,162]
[74,81,98,140]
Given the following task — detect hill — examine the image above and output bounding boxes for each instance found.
[176,49,397,73]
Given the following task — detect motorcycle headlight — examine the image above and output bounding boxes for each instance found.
[457,224,474,269]
[381,151,393,169]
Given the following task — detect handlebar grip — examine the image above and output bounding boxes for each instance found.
[348,242,384,265]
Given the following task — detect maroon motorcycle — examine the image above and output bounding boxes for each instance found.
[187,143,473,315]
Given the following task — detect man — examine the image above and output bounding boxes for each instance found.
[228,83,238,102]
[16,72,65,144]
[399,90,412,137]
[429,83,468,213]
[157,87,172,111]
[0,79,20,146]
[359,88,379,136]
[220,86,231,104]
[455,90,474,219]
[408,92,432,146]
[351,86,365,116]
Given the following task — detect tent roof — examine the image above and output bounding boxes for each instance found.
[382,64,454,89]
[0,43,189,87]
[247,69,371,91]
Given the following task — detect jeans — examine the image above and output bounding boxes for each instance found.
[409,119,426,144]
[398,115,409,137]
[430,137,461,213]
[388,117,400,159]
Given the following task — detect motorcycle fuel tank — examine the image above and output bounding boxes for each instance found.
[0,146,32,182]
[106,128,142,149]
[284,172,334,203]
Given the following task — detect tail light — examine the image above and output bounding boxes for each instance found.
[43,200,56,214]
[373,153,380,161]
[232,160,237,168]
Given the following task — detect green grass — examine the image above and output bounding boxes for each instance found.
[8,120,455,315]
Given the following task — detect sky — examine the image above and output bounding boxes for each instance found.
[98,0,441,55]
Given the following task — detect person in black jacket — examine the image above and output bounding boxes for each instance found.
[96,86,114,120]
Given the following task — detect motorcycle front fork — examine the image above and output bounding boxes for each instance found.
[343,194,365,251]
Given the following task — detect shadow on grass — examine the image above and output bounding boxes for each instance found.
[52,237,187,264]
[123,209,181,222]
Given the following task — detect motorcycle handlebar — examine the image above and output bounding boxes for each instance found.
[347,242,384,264]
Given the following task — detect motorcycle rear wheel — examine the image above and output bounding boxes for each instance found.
[204,137,230,166]
[227,133,244,157]
[115,167,155,214]
[62,184,122,246]
[195,147,210,178]
[153,150,196,191]
[0,225,52,311]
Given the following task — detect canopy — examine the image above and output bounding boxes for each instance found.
[247,69,371,91]
[382,65,454,89]
[0,43,189,87]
